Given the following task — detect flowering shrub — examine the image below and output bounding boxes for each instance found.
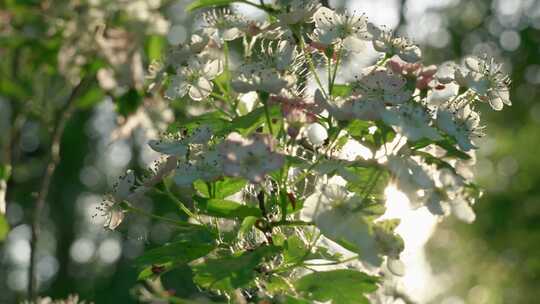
[100,1,511,303]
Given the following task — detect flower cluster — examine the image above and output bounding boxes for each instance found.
[104,2,512,303]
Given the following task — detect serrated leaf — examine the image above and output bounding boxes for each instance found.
[294,270,379,304]
[283,235,308,265]
[186,0,238,12]
[192,245,279,292]
[195,178,247,199]
[194,197,262,219]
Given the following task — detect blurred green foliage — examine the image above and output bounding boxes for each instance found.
[1,0,540,303]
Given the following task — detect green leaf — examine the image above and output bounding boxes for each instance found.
[146,35,166,61]
[192,245,279,292]
[238,216,258,236]
[195,178,247,199]
[137,261,175,280]
[435,139,472,160]
[373,219,405,256]
[413,150,457,173]
[294,270,379,304]
[194,197,262,219]
[116,89,142,117]
[136,239,214,266]
[282,296,312,304]
[409,137,471,160]
[228,105,280,135]
[0,214,9,242]
[283,235,308,265]
[75,86,104,109]
[0,165,12,181]
[170,111,229,136]
[186,0,238,12]
[331,84,352,97]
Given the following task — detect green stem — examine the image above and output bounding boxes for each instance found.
[298,35,327,97]
[261,94,274,135]
[271,220,314,227]
[329,47,342,96]
[162,183,200,222]
[207,93,234,118]
[304,255,359,266]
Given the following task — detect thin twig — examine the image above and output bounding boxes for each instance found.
[28,75,93,299]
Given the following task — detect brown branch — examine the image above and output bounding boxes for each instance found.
[28,75,93,300]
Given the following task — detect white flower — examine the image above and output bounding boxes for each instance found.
[381,103,441,142]
[174,149,222,186]
[219,132,284,183]
[232,62,296,94]
[368,23,422,63]
[266,39,299,71]
[351,67,411,105]
[231,39,299,94]
[148,137,188,156]
[311,7,371,52]
[455,56,511,111]
[436,100,484,151]
[97,170,135,230]
[276,0,320,25]
[421,168,477,222]
[301,183,402,266]
[386,156,435,208]
[203,9,248,43]
[314,89,387,121]
[165,58,222,101]
[306,122,328,146]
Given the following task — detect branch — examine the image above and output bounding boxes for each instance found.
[28,75,93,299]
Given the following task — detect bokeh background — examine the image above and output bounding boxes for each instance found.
[1,0,539,303]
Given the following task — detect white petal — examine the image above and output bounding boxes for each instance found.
[342,36,365,52]
[313,7,338,30]
[387,258,406,276]
[399,45,422,63]
[174,163,199,186]
[114,170,135,201]
[189,77,213,101]
[164,75,189,100]
[148,139,188,156]
[451,200,476,223]
[488,96,504,111]
[222,28,242,41]
[465,56,480,71]
[105,207,125,230]
[203,59,223,79]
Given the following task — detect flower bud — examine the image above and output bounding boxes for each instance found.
[306,123,328,146]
